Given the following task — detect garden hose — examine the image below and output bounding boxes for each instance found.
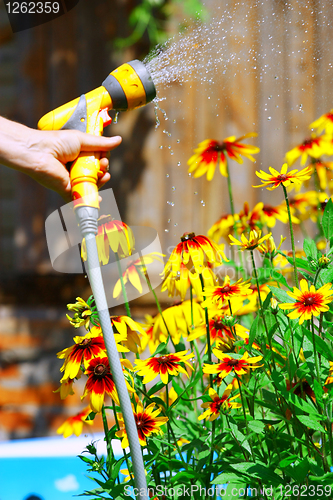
[39,59,156,499]
[76,207,147,500]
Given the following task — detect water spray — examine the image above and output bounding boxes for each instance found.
[39,60,156,500]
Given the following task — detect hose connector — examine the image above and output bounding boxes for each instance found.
[75,206,99,236]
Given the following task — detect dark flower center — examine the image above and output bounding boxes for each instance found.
[214,141,226,151]
[277,174,288,182]
[227,359,240,367]
[94,364,107,377]
[214,320,224,330]
[81,338,92,347]
[221,285,232,293]
[303,295,317,306]
[181,232,196,242]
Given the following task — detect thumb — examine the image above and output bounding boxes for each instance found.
[77,132,122,152]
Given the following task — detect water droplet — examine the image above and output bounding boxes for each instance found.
[188,173,192,177]
[174,223,178,226]
[168,218,171,223]
[201,200,206,206]
[167,201,175,206]
[114,111,120,124]
[166,174,169,177]
[173,119,176,123]
[172,186,176,191]
[194,191,198,195]
[268,95,272,99]
[177,139,180,143]
[177,162,181,166]
[165,229,169,232]
[159,145,163,149]
[267,116,272,121]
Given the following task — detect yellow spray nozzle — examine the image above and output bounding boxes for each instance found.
[37,59,156,209]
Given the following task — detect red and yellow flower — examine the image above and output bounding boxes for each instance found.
[134,350,194,385]
[116,402,168,448]
[161,262,218,301]
[310,110,333,136]
[187,134,260,180]
[202,276,253,309]
[163,232,227,276]
[285,134,332,166]
[57,407,93,438]
[254,163,312,191]
[203,351,263,380]
[66,297,95,330]
[229,229,272,251]
[187,312,249,349]
[148,300,205,346]
[81,216,135,265]
[279,279,333,324]
[234,202,263,234]
[110,315,146,353]
[113,253,164,298]
[57,327,108,381]
[198,386,241,421]
[208,213,237,243]
[261,203,299,227]
[82,356,120,412]
[54,377,76,400]
[310,160,333,190]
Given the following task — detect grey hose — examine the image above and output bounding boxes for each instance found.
[76,207,148,500]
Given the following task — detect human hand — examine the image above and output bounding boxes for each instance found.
[0,117,122,201]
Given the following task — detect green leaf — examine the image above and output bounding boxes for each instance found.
[320,266,333,284]
[297,415,325,432]
[249,314,260,349]
[322,198,333,240]
[230,462,282,486]
[268,286,292,303]
[152,341,168,356]
[248,420,265,434]
[86,411,96,421]
[279,455,298,468]
[304,239,319,261]
[212,472,244,485]
[302,326,333,362]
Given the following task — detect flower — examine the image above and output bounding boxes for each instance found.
[254,163,312,190]
[81,216,135,265]
[310,160,333,190]
[113,253,164,298]
[310,110,333,136]
[134,350,194,385]
[202,276,253,309]
[279,279,333,324]
[257,235,286,255]
[163,232,227,276]
[261,203,299,227]
[66,296,97,330]
[187,312,249,349]
[187,134,260,180]
[110,316,146,353]
[234,202,263,234]
[203,351,263,380]
[82,356,120,412]
[57,407,93,438]
[149,300,205,346]
[229,229,272,251]
[54,377,76,400]
[285,134,332,166]
[57,327,108,381]
[198,386,241,421]
[208,213,237,243]
[116,402,168,448]
[161,262,218,301]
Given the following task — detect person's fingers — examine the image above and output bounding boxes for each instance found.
[78,132,122,152]
[97,172,111,188]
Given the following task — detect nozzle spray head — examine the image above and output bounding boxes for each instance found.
[103,59,156,111]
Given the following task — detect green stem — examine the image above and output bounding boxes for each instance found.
[226,158,235,216]
[282,184,299,287]
[101,405,114,478]
[143,270,172,339]
[112,400,134,483]
[250,250,274,369]
[115,253,131,317]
